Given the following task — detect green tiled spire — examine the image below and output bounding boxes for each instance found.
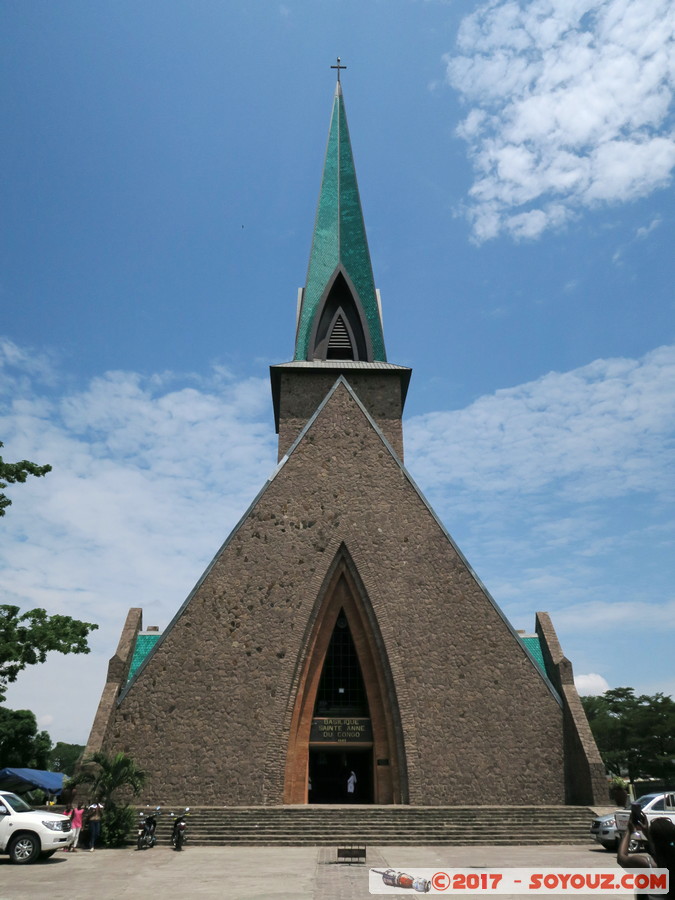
[294,83,386,361]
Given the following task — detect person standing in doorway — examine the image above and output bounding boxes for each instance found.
[347,770,357,802]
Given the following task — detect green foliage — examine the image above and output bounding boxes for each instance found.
[74,751,146,847]
[609,775,628,790]
[101,803,136,848]
[581,687,675,783]
[50,742,84,777]
[0,604,98,703]
[0,441,51,517]
[0,706,52,768]
[74,750,146,805]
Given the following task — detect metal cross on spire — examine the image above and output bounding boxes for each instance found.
[331,56,346,83]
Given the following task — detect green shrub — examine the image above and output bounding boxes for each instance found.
[102,803,135,847]
[609,776,628,790]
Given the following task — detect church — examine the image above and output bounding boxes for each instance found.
[84,72,606,808]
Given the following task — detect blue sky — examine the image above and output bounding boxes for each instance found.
[1,0,674,745]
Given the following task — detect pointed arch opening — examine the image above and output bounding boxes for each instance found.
[283,549,407,804]
[308,269,373,361]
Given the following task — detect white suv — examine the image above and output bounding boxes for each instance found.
[615,791,675,835]
[0,790,73,863]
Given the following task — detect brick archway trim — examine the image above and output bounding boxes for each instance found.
[283,545,407,804]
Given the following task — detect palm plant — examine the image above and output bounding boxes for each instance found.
[72,751,147,847]
[74,750,146,805]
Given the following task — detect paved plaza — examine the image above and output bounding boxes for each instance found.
[0,842,636,900]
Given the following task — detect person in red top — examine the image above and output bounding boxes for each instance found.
[69,803,85,851]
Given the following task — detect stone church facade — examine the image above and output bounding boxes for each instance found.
[85,79,606,807]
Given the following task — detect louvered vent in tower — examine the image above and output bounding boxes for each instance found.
[309,270,370,361]
[327,315,354,359]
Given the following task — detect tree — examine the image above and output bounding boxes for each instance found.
[50,742,84,777]
[581,687,675,784]
[74,750,147,804]
[0,707,52,769]
[73,751,147,847]
[0,442,51,517]
[0,605,98,704]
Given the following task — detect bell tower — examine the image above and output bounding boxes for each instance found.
[271,75,411,461]
[294,76,385,364]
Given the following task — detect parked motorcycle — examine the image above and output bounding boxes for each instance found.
[136,807,160,850]
[170,808,190,851]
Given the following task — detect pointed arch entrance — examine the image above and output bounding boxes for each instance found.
[283,549,406,804]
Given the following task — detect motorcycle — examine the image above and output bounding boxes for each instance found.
[170,807,190,851]
[136,807,160,850]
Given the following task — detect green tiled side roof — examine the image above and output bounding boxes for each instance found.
[521,635,547,675]
[128,633,162,682]
[295,84,386,361]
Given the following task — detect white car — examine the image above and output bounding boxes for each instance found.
[590,811,622,850]
[614,792,675,838]
[0,790,73,863]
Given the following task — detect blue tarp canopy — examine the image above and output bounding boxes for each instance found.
[0,767,65,795]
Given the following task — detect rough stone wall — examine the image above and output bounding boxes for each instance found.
[535,612,607,804]
[103,381,565,806]
[276,369,405,460]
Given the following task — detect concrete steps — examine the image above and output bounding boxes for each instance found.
[141,806,594,847]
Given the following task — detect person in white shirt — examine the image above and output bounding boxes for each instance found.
[347,770,357,801]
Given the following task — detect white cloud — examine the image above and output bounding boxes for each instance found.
[0,337,59,392]
[406,344,675,501]
[554,598,675,630]
[445,0,675,241]
[575,672,610,695]
[613,215,663,262]
[635,216,662,240]
[1,346,277,742]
